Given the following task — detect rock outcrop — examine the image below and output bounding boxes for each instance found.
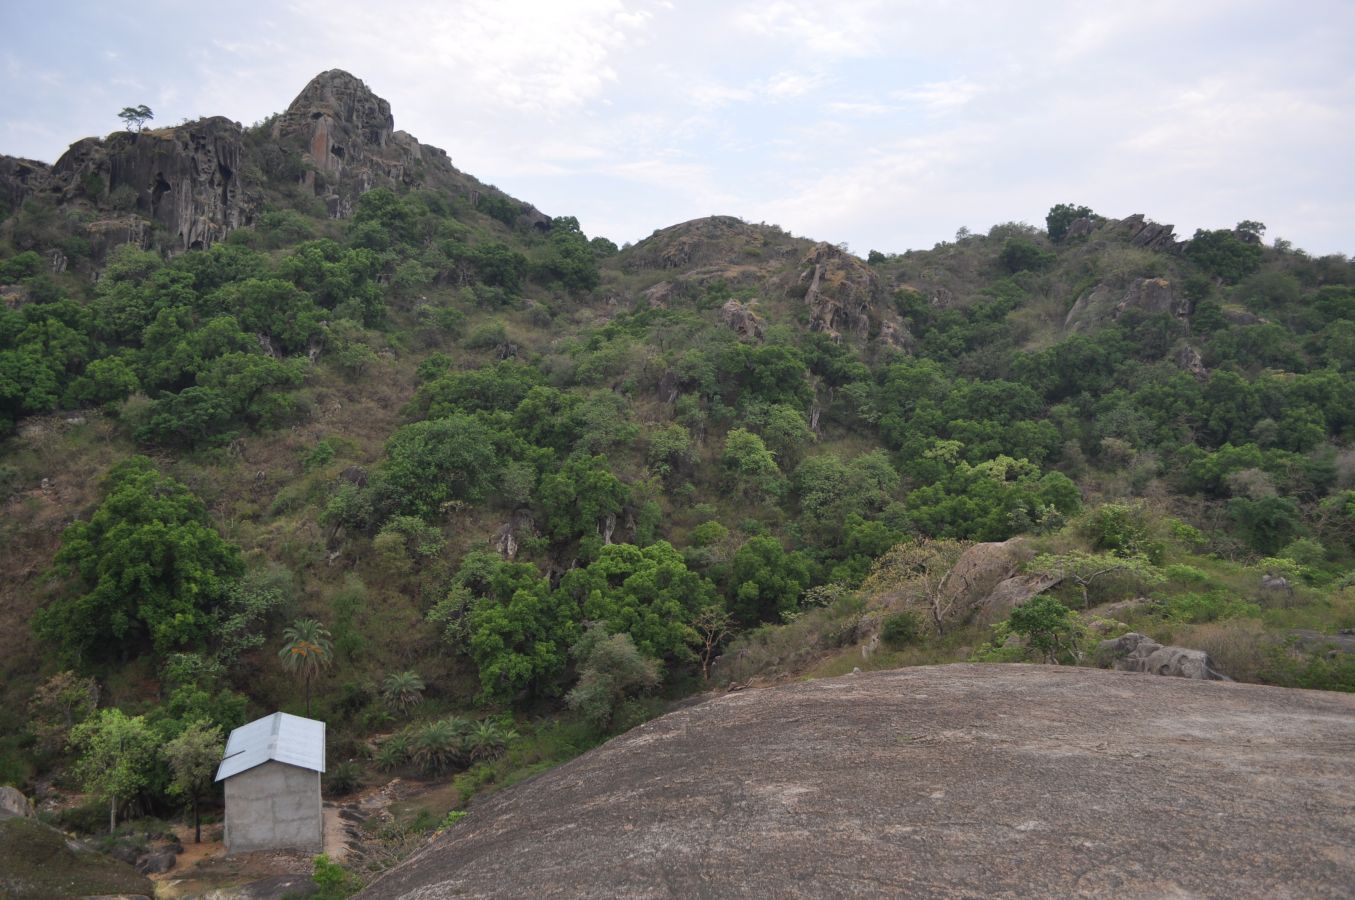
[1115,213,1182,252]
[0,69,550,265]
[362,664,1355,898]
[719,298,764,340]
[1096,632,1230,680]
[796,242,910,347]
[57,118,259,252]
[1065,276,1192,332]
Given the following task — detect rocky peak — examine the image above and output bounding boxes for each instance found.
[274,69,396,179]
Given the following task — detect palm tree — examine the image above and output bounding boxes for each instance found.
[278,619,333,717]
[465,720,518,762]
[381,671,426,716]
[411,719,464,776]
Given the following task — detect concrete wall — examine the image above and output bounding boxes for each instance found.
[223,761,323,854]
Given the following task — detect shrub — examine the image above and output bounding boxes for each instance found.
[880,611,920,648]
[324,761,361,797]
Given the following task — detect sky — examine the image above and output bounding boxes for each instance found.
[3,1,1353,256]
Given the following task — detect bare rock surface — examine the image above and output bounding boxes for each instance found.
[362,664,1355,898]
[719,298,764,340]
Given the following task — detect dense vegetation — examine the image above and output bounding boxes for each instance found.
[2,108,1353,884]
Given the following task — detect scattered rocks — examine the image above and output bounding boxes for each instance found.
[1096,632,1230,680]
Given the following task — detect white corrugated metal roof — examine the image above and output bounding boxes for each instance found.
[214,712,326,781]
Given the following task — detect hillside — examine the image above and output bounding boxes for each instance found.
[1,69,1353,889]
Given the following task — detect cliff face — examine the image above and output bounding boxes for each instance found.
[53,117,259,252]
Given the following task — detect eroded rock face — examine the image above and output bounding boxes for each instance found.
[362,664,1355,898]
[51,118,260,253]
[0,156,51,214]
[1065,277,1191,332]
[1096,632,1229,680]
[796,242,910,348]
[1175,343,1208,380]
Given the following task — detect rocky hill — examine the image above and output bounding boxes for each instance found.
[0,68,1353,894]
[364,664,1355,898]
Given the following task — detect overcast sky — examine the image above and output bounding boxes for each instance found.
[4,1,1353,256]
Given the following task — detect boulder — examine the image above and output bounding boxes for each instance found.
[134,847,177,875]
[1096,632,1229,680]
[50,118,260,253]
[972,572,1064,625]
[1064,216,1096,241]
[719,298,764,341]
[797,242,886,343]
[0,786,34,820]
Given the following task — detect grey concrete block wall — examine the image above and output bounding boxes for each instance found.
[223,760,323,854]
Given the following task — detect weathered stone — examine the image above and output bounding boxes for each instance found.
[0,786,34,820]
[50,118,260,253]
[973,572,1064,624]
[362,665,1355,898]
[1175,343,1208,380]
[719,298,764,340]
[1096,632,1229,680]
[133,847,176,875]
[641,280,675,308]
[1065,277,1190,332]
[0,155,51,212]
[1115,213,1182,252]
[1064,216,1096,241]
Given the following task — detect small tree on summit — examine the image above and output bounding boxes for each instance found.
[117,104,154,133]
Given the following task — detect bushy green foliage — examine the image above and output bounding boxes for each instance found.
[37,458,243,660]
[565,624,661,730]
[880,611,920,647]
[1045,203,1095,242]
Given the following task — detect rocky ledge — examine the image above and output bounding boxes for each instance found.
[363,664,1355,899]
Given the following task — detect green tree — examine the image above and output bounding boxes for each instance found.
[117,104,153,132]
[1045,203,1094,242]
[1006,595,1080,664]
[565,624,661,730]
[999,237,1055,273]
[1187,228,1263,283]
[721,428,783,501]
[1025,551,1165,609]
[728,536,812,625]
[373,414,500,520]
[557,541,717,661]
[165,721,224,843]
[37,458,243,661]
[69,708,161,834]
[278,619,334,716]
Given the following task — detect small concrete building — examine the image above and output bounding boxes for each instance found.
[215,712,325,854]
